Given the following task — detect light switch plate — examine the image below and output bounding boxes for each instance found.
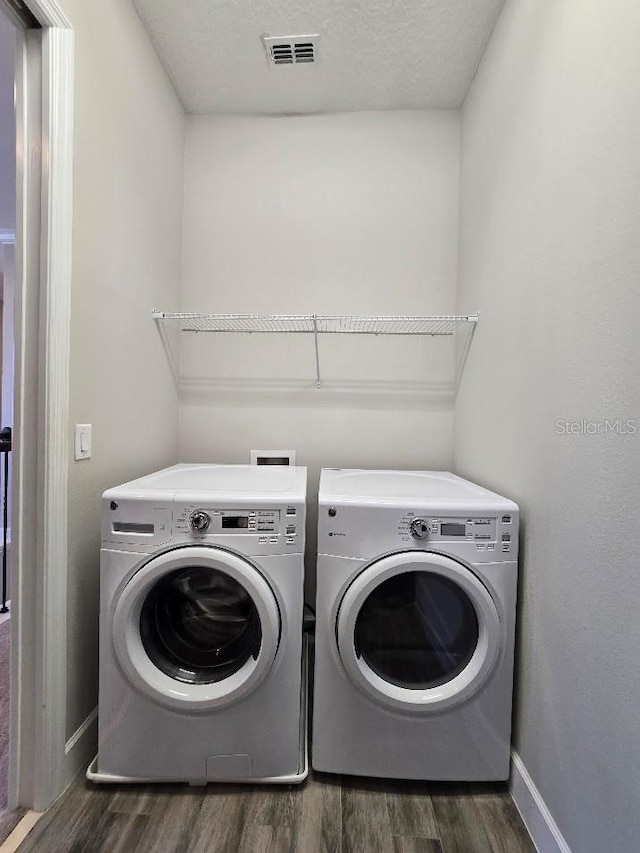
[74,424,92,460]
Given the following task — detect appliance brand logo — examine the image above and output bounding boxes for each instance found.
[328,532,347,537]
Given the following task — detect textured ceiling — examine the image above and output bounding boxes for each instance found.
[131,0,506,114]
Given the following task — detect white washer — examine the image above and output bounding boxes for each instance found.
[88,463,308,785]
[312,468,519,781]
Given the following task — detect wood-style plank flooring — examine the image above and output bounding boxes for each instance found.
[16,771,535,853]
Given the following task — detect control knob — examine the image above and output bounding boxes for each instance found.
[190,510,211,533]
[409,518,430,540]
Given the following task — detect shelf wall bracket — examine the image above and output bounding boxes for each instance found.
[454,312,479,391]
[312,315,321,388]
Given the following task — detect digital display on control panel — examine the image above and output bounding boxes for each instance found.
[441,522,466,537]
[221,516,249,529]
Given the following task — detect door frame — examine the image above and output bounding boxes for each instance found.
[7,0,74,810]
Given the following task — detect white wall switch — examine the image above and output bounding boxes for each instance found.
[250,449,296,466]
[74,424,92,460]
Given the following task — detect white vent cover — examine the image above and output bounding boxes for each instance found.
[262,35,319,69]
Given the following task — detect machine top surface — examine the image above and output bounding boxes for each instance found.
[319,469,517,511]
[104,464,307,500]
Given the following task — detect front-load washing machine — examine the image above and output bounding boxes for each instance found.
[88,463,307,785]
[312,468,519,781]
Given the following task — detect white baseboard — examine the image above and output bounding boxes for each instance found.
[64,706,97,780]
[510,751,572,853]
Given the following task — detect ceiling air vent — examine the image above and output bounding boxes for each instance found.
[262,35,320,69]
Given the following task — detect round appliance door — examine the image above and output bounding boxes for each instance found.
[112,546,280,711]
[336,551,502,712]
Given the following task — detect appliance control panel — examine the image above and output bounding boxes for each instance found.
[103,497,304,554]
[399,513,499,543]
[318,503,516,559]
[176,507,285,536]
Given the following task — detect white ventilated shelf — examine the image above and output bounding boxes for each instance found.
[152,311,477,335]
[152,311,479,388]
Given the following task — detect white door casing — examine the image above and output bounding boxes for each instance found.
[336,551,502,713]
[9,0,74,810]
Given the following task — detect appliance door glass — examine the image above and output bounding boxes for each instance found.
[336,552,501,712]
[113,546,280,711]
[140,566,262,685]
[354,571,478,690]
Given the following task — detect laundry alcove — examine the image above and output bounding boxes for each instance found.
[24,2,638,852]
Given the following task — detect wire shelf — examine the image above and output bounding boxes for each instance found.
[152,311,478,335]
[152,311,479,389]
[316,315,474,335]
[151,312,315,333]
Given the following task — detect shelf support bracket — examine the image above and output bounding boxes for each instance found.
[312,315,321,388]
[454,313,479,391]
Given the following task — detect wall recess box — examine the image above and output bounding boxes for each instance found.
[251,450,296,466]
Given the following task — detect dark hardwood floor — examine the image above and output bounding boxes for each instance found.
[16,771,535,853]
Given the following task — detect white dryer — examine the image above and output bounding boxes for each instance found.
[88,464,307,785]
[312,468,519,781]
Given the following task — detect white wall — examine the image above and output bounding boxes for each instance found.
[0,10,15,235]
[0,11,15,596]
[180,111,460,588]
[0,10,16,430]
[59,0,184,739]
[456,1,640,851]
[1,246,14,433]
